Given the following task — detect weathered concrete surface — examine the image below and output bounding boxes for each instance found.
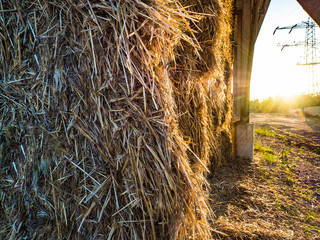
[304,106,320,117]
[235,122,254,160]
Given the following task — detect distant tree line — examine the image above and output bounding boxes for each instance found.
[250,94,320,113]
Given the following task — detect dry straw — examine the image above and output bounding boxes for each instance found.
[0,0,233,239]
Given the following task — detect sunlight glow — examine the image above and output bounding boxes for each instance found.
[250,0,320,101]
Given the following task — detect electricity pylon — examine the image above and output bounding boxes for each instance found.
[274,18,320,95]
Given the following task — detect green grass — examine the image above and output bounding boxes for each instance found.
[281,150,289,157]
[275,199,282,209]
[260,169,270,179]
[304,225,320,235]
[285,204,296,215]
[281,150,290,164]
[254,142,277,164]
[262,152,277,164]
[287,132,298,138]
[285,176,296,186]
[300,190,313,201]
[255,127,274,136]
[254,143,274,154]
[304,210,319,223]
[275,133,287,142]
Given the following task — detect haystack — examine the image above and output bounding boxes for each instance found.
[0,0,233,239]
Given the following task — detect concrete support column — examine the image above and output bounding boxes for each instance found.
[232,0,270,161]
[235,122,254,160]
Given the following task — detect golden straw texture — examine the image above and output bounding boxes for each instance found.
[0,0,233,239]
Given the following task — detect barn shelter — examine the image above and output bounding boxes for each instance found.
[232,0,320,161]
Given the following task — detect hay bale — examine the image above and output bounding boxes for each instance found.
[0,0,233,239]
[173,0,233,171]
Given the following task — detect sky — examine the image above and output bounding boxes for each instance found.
[250,0,320,100]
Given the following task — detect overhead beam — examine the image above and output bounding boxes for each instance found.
[297,0,320,27]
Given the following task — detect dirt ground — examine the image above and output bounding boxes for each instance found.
[210,113,320,239]
[251,112,320,142]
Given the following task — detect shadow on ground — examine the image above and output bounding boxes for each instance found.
[209,115,320,239]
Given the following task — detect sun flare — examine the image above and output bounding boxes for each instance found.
[250,0,320,101]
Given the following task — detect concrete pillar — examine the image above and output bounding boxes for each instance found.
[235,122,254,160]
[232,0,270,161]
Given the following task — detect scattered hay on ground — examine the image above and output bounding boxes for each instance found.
[210,118,320,239]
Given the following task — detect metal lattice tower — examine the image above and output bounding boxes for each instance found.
[274,18,320,95]
[304,18,318,95]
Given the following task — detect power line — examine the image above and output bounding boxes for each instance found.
[274,18,320,95]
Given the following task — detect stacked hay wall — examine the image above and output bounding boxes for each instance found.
[0,0,233,239]
[174,0,233,172]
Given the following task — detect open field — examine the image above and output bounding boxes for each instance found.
[210,113,320,239]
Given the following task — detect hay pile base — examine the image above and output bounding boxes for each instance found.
[0,0,233,239]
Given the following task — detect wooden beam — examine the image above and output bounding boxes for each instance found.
[240,0,251,122]
[233,0,271,123]
[233,1,243,121]
[297,0,320,27]
[233,0,271,160]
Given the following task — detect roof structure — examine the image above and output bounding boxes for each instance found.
[297,0,320,27]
